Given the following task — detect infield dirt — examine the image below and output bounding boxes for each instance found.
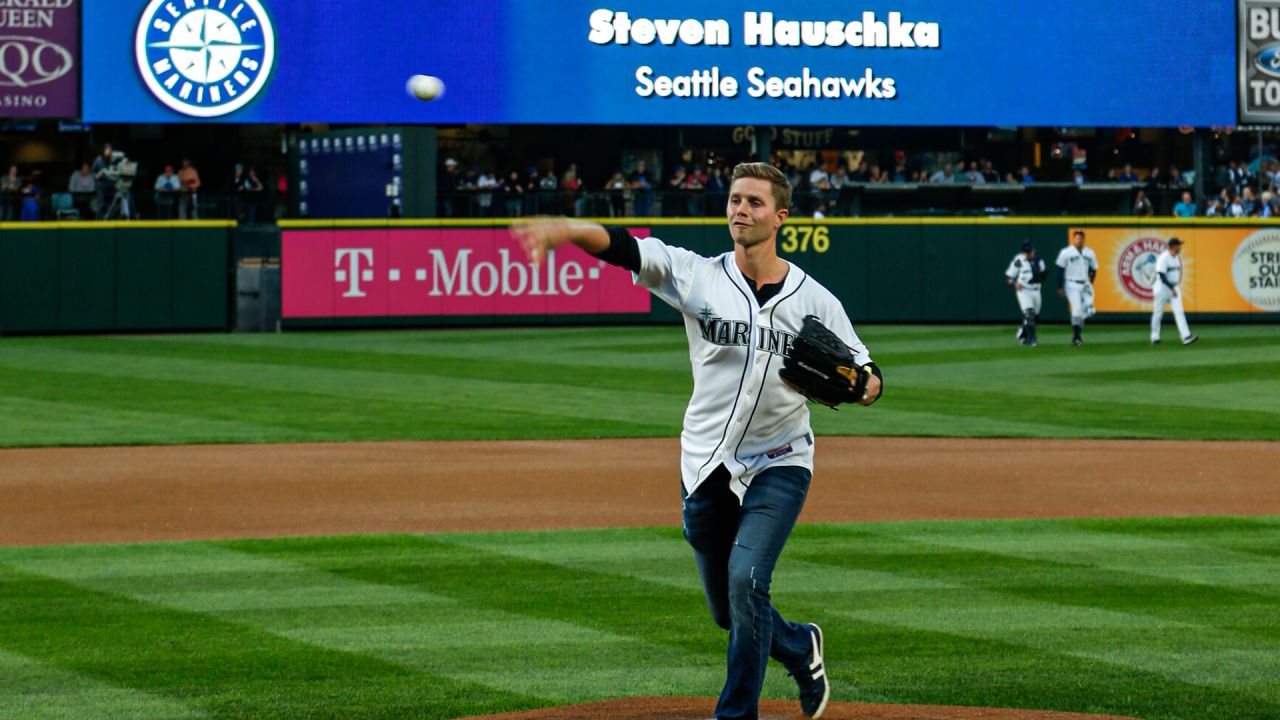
[2,437,1277,545]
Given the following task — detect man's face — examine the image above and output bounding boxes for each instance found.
[1170,244,1182,256]
[1073,233,1086,249]
[727,177,786,248]
[1182,192,1192,203]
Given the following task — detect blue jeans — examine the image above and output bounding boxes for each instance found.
[683,464,815,720]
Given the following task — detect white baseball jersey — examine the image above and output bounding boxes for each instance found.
[1154,250,1182,288]
[1005,253,1045,289]
[634,235,871,501]
[1055,244,1098,283]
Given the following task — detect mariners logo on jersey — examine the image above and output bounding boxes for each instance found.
[1116,237,1168,303]
[135,0,276,118]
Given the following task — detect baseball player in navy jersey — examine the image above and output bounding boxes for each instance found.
[1005,240,1046,346]
[1150,237,1198,345]
[513,162,882,720]
[1056,230,1099,346]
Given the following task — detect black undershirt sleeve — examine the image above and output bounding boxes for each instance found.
[864,362,883,404]
[593,226,642,274]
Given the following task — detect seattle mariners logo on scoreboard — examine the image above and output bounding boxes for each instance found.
[1116,237,1167,303]
[134,0,275,118]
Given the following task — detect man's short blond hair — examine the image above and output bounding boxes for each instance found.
[731,162,792,211]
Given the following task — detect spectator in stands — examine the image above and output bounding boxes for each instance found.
[830,164,848,189]
[1226,160,1249,193]
[604,169,626,217]
[686,163,708,216]
[706,164,728,213]
[928,163,957,183]
[850,160,870,183]
[981,159,1001,184]
[1260,191,1276,218]
[237,166,265,224]
[1225,189,1246,217]
[19,172,41,221]
[1132,189,1154,216]
[667,164,690,217]
[178,158,201,219]
[1167,167,1186,189]
[1204,196,1222,217]
[458,165,479,217]
[67,162,95,218]
[1172,191,1197,218]
[557,164,578,217]
[537,166,558,216]
[913,170,929,183]
[891,162,908,183]
[500,169,524,217]
[438,158,460,217]
[1116,164,1140,183]
[477,167,498,217]
[867,165,886,183]
[153,164,181,219]
[1019,166,1034,184]
[0,164,19,220]
[1242,186,1260,217]
[1145,167,1165,191]
[1072,169,1086,185]
[807,163,829,191]
[628,160,653,217]
[90,143,115,217]
[963,160,984,184]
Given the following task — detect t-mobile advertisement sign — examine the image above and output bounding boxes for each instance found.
[282,228,651,319]
[0,0,79,117]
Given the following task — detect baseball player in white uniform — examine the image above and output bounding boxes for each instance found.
[1150,237,1198,345]
[1055,230,1099,346]
[1005,240,1046,346]
[513,162,882,720]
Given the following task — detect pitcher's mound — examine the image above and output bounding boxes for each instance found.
[455,697,1140,720]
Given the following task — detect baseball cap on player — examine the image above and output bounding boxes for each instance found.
[1168,237,1184,246]
[1021,240,1034,251]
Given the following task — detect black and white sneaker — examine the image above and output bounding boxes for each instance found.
[793,624,830,718]
[1182,334,1199,345]
[1072,337,1083,346]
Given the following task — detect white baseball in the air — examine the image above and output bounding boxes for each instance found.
[407,74,445,101]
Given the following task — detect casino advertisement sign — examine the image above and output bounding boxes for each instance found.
[0,0,79,117]
[1086,227,1280,314]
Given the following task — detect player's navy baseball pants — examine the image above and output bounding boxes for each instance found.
[682,464,816,720]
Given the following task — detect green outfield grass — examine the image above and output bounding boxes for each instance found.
[0,324,1277,447]
[0,516,1277,720]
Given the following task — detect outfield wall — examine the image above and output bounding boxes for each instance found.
[1,218,1274,336]
[0,222,232,335]
[280,218,1280,329]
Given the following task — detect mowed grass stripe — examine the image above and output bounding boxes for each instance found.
[0,648,206,720]
[0,396,303,447]
[2,541,697,708]
[0,347,687,429]
[0,368,676,446]
[2,518,1278,718]
[0,565,541,720]
[22,337,695,393]
[1,324,1277,446]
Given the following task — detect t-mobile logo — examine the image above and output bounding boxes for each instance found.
[335,248,374,297]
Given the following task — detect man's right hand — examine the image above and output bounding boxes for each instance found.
[1057,288,1066,297]
[511,217,573,265]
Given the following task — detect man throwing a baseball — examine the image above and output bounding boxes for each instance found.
[513,162,882,720]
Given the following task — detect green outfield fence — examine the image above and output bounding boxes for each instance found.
[1,217,1276,335]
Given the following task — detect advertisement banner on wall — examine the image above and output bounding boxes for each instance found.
[1083,227,1280,314]
[0,0,79,117]
[281,228,652,319]
[82,0,1233,124]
